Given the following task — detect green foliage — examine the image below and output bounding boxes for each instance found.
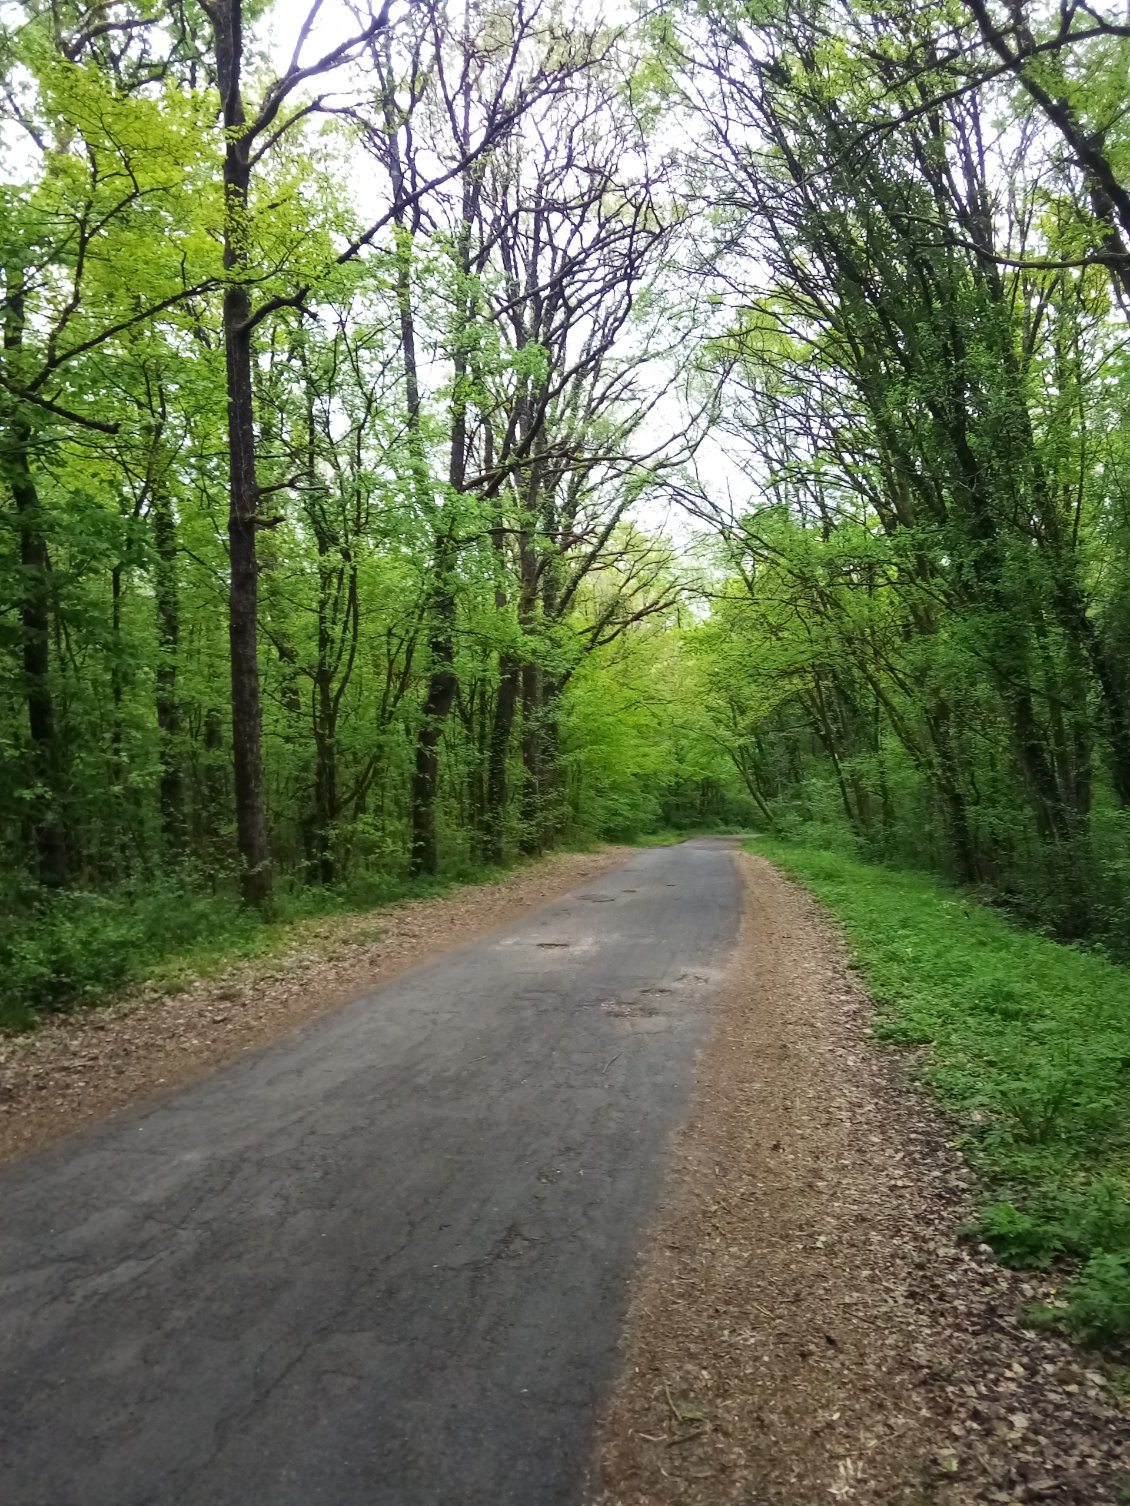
[0,875,261,1030]
[978,1204,1062,1268]
[1,0,719,991]
[630,825,748,847]
[0,856,518,1033]
[752,839,1130,1346]
[683,0,1130,955]
[559,620,751,843]
[1034,1256,1130,1349]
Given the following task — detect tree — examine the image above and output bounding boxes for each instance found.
[667,0,1130,938]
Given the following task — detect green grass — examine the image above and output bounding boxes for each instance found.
[750,838,1130,1349]
[0,856,505,1034]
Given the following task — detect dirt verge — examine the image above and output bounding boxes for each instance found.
[590,852,1129,1505]
[0,847,628,1165]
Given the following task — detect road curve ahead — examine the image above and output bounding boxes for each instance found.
[0,838,742,1506]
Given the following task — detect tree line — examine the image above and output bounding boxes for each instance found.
[5,0,1130,1009]
[673,0,1130,949]
[0,0,736,959]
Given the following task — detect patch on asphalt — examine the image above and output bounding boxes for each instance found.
[495,934,607,953]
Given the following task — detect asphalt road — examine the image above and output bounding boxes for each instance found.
[0,838,742,1506]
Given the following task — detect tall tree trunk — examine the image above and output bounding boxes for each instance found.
[311,530,339,886]
[2,274,68,886]
[379,47,465,878]
[408,136,478,874]
[465,682,490,861]
[108,560,127,874]
[206,0,271,907]
[519,661,543,855]
[485,654,520,863]
[482,501,521,862]
[312,695,337,884]
[152,486,184,849]
[11,428,68,886]
[538,678,564,844]
[410,539,458,875]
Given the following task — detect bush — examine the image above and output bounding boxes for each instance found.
[978,1202,1062,1268]
[0,852,522,1032]
[1052,1255,1130,1347]
[0,875,261,1030]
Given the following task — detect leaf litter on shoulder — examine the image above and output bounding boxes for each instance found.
[589,853,1130,1506]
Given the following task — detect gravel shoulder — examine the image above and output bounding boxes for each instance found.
[590,851,1130,1506]
[0,847,628,1164]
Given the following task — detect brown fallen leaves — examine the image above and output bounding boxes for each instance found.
[590,852,1130,1506]
[0,847,628,1164]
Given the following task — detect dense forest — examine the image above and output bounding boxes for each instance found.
[4,0,1130,1010]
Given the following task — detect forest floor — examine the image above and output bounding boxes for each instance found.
[0,845,628,1163]
[590,851,1130,1506]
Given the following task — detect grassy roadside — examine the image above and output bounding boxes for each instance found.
[749,838,1130,1350]
[0,850,578,1034]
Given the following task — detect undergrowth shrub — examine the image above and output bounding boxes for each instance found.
[0,876,261,1030]
[978,1202,1063,1267]
[1035,1256,1130,1347]
[0,854,496,1032]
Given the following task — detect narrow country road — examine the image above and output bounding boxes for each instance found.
[0,839,742,1506]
